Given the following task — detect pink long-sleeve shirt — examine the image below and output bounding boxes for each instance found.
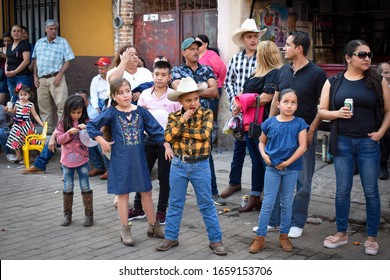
[198,49,227,88]
[56,121,89,168]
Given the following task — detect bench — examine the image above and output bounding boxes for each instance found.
[22,122,48,168]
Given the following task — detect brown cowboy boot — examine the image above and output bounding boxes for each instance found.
[249,236,265,253]
[61,191,73,226]
[279,234,293,252]
[82,190,94,227]
[238,195,262,212]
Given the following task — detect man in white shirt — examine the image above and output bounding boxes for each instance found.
[90,57,111,112]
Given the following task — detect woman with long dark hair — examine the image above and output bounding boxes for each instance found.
[318,39,390,256]
[4,25,32,104]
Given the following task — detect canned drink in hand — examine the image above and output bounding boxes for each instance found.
[241,195,249,208]
[344,98,353,113]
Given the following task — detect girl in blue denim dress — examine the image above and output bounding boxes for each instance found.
[87,78,165,246]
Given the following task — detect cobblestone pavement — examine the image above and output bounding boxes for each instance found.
[0,148,389,260]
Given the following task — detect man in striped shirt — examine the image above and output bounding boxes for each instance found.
[221,18,263,198]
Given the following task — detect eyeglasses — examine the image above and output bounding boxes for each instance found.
[352,51,373,60]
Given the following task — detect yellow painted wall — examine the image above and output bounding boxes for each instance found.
[60,0,114,56]
[0,4,3,34]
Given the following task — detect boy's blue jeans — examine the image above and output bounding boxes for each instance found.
[164,156,223,243]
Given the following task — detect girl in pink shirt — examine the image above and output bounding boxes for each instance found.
[56,95,93,227]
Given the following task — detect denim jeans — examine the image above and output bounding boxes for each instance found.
[7,74,33,104]
[98,98,107,111]
[164,156,223,242]
[380,129,390,168]
[256,166,298,236]
[210,149,219,196]
[34,139,56,171]
[269,131,317,228]
[333,135,381,237]
[134,140,171,212]
[0,127,10,154]
[244,132,265,196]
[88,145,106,171]
[229,138,247,185]
[62,162,90,193]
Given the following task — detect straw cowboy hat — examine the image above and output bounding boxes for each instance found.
[168,77,207,102]
[231,18,267,47]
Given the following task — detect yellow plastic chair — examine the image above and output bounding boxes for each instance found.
[22,122,48,168]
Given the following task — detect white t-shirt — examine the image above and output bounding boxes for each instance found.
[106,67,153,91]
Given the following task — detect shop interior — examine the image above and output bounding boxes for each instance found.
[251,0,390,67]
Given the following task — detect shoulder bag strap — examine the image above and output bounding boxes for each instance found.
[254,95,260,123]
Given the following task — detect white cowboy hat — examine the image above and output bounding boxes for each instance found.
[231,18,267,47]
[168,77,207,102]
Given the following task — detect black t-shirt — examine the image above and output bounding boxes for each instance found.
[242,68,279,120]
[335,76,377,137]
[276,61,327,125]
[6,39,31,76]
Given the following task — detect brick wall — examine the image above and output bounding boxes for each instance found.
[113,0,134,53]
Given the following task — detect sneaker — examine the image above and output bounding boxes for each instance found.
[364,240,379,255]
[212,194,226,206]
[128,208,146,221]
[288,227,303,238]
[156,211,166,225]
[252,225,280,233]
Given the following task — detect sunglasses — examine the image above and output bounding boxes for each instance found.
[352,51,373,60]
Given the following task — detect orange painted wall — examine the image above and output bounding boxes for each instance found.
[60,0,114,56]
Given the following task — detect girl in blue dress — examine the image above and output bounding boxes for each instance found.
[87,78,165,246]
[249,88,308,253]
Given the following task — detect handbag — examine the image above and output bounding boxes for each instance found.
[248,95,262,138]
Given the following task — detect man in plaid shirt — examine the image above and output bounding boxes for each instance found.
[221,18,265,199]
[155,77,227,256]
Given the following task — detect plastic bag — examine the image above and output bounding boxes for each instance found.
[222,114,244,141]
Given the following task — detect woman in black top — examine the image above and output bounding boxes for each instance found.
[5,24,32,104]
[319,39,390,256]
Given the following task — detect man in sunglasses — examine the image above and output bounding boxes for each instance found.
[268,30,327,238]
[377,62,390,180]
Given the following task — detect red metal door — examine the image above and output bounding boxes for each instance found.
[134,12,179,69]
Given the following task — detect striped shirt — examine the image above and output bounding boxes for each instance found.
[32,36,75,77]
[224,50,257,104]
[165,107,213,157]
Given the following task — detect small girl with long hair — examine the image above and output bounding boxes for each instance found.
[249,89,307,253]
[87,78,165,246]
[56,95,94,227]
[6,83,44,163]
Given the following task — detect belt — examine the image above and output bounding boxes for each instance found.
[40,71,59,79]
[174,154,209,163]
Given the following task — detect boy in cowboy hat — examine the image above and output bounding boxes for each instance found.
[155,76,227,256]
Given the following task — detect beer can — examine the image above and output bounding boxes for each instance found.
[344,98,353,113]
[241,195,249,208]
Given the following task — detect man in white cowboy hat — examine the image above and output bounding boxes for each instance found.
[221,18,266,199]
[155,76,227,255]
[171,37,226,206]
